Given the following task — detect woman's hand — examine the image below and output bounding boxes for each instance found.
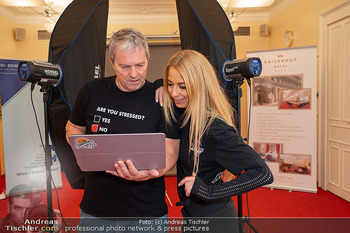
[178,174,196,197]
[155,86,164,107]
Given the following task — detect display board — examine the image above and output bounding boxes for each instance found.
[0,58,62,194]
[247,46,317,193]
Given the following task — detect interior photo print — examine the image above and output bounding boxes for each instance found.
[253,142,283,163]
[278,88,311,110]
[279,153,311,175]
[252,75,303,107]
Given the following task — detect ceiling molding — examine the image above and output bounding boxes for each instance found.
[268,0,298,19]
[0,0,296,25]
[108,14,178,25]
[232,12,270,22]
[0,6,13,21]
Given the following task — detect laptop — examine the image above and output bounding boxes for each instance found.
[68,133,165,171]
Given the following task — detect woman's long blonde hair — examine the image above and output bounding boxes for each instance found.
[163,50,236,174]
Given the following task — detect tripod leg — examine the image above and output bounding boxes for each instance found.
[239,218,246,233]
[247,222,259,233]
[239,216,259,233]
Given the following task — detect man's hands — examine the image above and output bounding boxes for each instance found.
[107,160,160,182]
[107,138,180,182]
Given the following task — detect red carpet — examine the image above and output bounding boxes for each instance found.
[1,172,350,219]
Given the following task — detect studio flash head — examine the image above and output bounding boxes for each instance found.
[18,61,62,86]
[222,57,262,80]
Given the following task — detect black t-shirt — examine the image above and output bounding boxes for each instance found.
[177,117,273,217]
[69,76,174,217]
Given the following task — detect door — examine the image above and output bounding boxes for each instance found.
[320,2,350,202]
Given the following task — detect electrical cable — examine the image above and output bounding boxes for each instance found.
[246,79,253,233]
[51,176,71,233]
[232,83,237,97]
[223,81,229,92]
[30,83,44,148]
[247,79,252,145]
[246,192,252,233]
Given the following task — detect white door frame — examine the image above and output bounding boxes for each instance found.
[318,0,350,190]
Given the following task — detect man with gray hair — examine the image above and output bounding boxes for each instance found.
[66,28,180,232]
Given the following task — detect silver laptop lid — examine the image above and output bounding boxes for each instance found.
[68,133,165,171]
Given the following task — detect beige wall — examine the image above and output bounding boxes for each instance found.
[233,21,270,137]
[0,16,49,60]
[0,16,17,59]
[0,18,50,175]
[237,0,347,138]
[0,0,348,175]
[269,0,345,49]
[14,24,50,60]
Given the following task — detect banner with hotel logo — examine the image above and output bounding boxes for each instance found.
[247,46,317,193]
[0,58,62,195]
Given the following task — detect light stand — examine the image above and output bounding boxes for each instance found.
[39,83,54,232]
[232,79,258,233]
[18,61,61,232]
[222,57,262,233]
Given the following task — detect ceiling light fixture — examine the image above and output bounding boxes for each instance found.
[229,11,234,18]
[42,8,55,17]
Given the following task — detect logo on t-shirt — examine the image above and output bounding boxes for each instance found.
[190,142,204,156]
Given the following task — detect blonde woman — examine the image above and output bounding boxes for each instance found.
[163,50,273,222]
